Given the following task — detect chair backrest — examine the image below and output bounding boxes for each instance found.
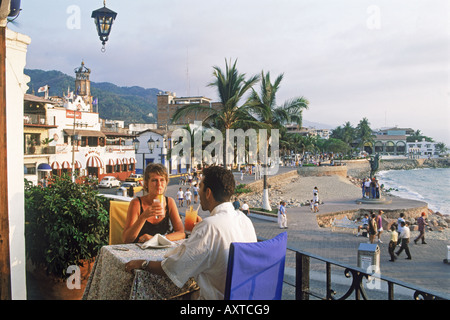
[224,232,287,300]
[109,200,130,245]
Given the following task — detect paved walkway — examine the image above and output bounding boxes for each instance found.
[166,168,450,300]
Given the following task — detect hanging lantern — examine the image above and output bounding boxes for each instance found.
[91,0,117,52]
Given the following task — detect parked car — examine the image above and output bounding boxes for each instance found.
[125,174,143,183]
[98,176,121,188]
[120,181,143,194]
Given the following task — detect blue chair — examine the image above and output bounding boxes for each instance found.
[224,232,288,300]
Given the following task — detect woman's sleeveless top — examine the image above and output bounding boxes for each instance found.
[134,196,172,243]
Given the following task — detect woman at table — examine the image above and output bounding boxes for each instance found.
[122,163,186,244]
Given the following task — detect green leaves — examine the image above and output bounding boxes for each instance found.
[25,174,109,279]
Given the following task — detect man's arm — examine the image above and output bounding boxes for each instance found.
[125,259,166,277]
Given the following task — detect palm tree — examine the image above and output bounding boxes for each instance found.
[171,58,259,167]
[246,71,309,210]
[356,117,374,153]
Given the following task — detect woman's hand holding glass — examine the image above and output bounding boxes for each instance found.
[141,199,165,221]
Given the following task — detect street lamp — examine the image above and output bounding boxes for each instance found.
[133,137,156,173]
[91,0,117,52]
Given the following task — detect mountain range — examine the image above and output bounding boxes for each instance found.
[24,69,160,125]
[24,68,335,130]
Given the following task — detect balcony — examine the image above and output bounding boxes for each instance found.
[24,113,56,127]
[25,145,56,155]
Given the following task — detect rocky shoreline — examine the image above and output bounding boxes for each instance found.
[345,157,450,180]
[237,160,449,238]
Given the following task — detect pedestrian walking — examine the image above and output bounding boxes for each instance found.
[241,201,249,215]
[278,201,288,229]
[177,187,184,207]
[388,224,398,262]
[185,188,192,206]
[232,197,240,210]
[376,210,384,243]
[192,184,199,204]
[368,212,377,244]
[414,212,428,245]
[396,221,412,260]
[396,213,406,246]
[313,190,319,213]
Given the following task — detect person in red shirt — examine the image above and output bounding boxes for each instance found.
[414,212,428,245]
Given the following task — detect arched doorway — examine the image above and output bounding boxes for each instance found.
[363,142,373,154]
[86,156,103,178]
[385,141,395,153]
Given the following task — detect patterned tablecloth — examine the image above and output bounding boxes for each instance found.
[82,241,198,300]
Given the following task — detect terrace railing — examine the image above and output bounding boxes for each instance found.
[257,237,448,300]
[289,246,448,300]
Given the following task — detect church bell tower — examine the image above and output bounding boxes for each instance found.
[74,61,93,111]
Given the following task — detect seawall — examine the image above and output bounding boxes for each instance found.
[345,158,450,179]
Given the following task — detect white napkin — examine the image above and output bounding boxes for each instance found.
[138,234,175,249]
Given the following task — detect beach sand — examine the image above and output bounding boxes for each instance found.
[278,175,362,202]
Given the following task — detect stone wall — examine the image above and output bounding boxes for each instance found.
[297,164,347,177]
[243,169,298,193]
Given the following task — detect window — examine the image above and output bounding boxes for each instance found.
[25,164,36,175]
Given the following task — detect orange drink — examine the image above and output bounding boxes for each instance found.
[184,205,198,232]
[155,194,164,203]
[153,194,165,220]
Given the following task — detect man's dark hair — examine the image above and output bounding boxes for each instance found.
[202,166,235,202]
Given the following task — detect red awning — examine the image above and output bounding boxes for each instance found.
[122,158,129,165]
[129,157,136,164]
[61,161,71,169]
[86,156,104,168]
[107,159,115,166]
[74,160,82,169]
[116,158,122,165]
[51,161,60,170]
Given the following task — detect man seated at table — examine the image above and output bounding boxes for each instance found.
[122,163,185,244]
[125,165,257,299]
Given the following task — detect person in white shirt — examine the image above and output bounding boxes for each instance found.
[185,188,192,206]
[278,201,288,229]
[125,166,257,300]
[395,221,412,260]
[241,201,249,215]
[396,213,406,246]
[177,187,184,207]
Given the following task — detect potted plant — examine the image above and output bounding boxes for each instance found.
[25,174,109,300]
[41,137,54,154]
[27,138,36,154]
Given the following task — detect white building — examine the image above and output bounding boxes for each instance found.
[24,61,136,185]
[407,139,439,158]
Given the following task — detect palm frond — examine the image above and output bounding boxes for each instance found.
[170,104,218,124]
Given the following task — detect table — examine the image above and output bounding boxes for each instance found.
[82,241,198,300]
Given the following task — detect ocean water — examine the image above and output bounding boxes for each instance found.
[377,168,450,215]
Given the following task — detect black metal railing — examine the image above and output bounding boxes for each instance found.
[256,236,448,300]
[288,245,448,300]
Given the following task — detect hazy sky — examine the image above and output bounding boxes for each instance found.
[9,0,450,144]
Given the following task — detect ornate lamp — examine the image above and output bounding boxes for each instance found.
[132,137,140,152]
[91,0,117,52]
[147,137,155,152]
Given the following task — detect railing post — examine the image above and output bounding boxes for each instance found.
[326,262,332,300]
[296,251,310,300]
